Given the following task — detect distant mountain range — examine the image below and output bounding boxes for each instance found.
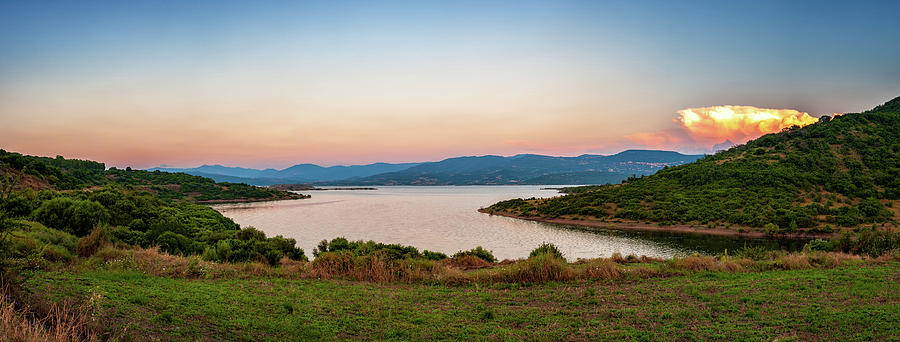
[149,150,704,186]
[149,162,420,185]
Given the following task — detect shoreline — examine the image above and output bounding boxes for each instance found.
[196,195,309,205]
[479,209,837,240]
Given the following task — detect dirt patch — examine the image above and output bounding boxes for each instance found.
[0,167,54,191]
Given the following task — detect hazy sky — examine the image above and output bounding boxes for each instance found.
[1,0,899,168]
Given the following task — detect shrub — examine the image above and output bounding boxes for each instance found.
[108,226,148,247]
[763,223,779,235]
[804,239,833,252]
[39,243,73,262]
[33,197,109,236]
[423,250,448,261]
[831,228,900,257]
[266,235,307,262]
[735,245,771,261]
[452,246,496,263]
[156,231,203,257]
[313,237,422,260]
[529,243,564,261]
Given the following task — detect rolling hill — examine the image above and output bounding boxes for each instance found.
[149,150,702,186]
[149,162,422,185]
[484,96,900,233]
[0,151,303,203]
[322,150,703,185]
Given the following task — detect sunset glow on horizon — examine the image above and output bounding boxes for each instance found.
[2,1,899,169]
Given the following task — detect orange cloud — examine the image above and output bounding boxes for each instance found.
[676,105,819,144]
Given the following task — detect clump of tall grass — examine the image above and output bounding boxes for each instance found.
[76,226,109,258]
[482,254,574,283]
[0,284,105,342]
[609,252,663,264]
[443,255,492,270]
[578,259,621,280]
[668,255,748,273]
[306,251,457,282]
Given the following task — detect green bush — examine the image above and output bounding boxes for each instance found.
[735,245,770,261]
[529,243,564,261]
[452,246,497,263]
[313,237,422,261]
[804,239,833,252]
[109,226,148,247]
[202,232,306,266]
[423,250,448,261]
[832,228,900,257]
[4,221,77,262]
[33,197,109,236]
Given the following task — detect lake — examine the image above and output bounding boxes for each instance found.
[212,186,804,260]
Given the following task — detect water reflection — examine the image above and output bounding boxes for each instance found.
[212,186,804,260]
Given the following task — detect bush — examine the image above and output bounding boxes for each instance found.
[452,246,497,263]
[832,228,900,257]
[312,237,423,261]
[108,226,148,247]
[39,243,73,262]
[804,239,833,252]
[735,245,771,261]
[266,235,307,261]
[156,231,202,257]
[423,250,448,261]
[33,197,109,236]
[4,221,78,263]
[529,243,564,261]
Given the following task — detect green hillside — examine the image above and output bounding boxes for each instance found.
[0,153,311,266]
[0,150,305,203]
[485,96,900,233]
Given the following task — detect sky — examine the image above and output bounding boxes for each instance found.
[1,0,899,169]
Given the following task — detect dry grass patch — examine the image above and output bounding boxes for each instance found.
[305,252,457,282]
[578,259,622,280]
[76,227,109,258]
[481,255,575,283]
[0,285,103,342]
[669,255,749,272]
[443,255,492,270]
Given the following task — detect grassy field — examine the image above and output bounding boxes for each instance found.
[21,263,899,341]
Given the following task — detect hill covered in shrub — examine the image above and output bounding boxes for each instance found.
[0,150,305,203]
[1,185,307,266]
[485,96,900,233]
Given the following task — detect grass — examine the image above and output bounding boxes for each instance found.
[0,284,103,342]
[17,261,900,341]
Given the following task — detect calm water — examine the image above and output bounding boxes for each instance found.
[212,186,804,260]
